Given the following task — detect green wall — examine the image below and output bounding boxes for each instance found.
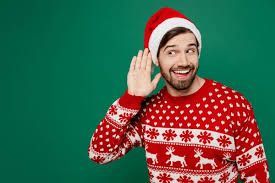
[1,0,274,182]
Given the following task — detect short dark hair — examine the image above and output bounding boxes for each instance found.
[156,27,199,58]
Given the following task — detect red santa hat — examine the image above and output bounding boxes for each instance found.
[144,7,202,65]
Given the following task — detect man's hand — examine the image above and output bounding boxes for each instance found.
[127,48,161,97]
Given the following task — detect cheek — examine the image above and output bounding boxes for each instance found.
[192,60,198,65]
[159,58,174,69]
[189,57,199,67]
[160,62,174,72]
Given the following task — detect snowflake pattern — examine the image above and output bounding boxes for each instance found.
[108,105,117,115]
[198,176,215,183]
[238,153,252,166]
[127,127,136,137]
[146,128,160,140]
[118,112,132,123]
[177,175,194,183]
[180,130,194,142]
[197,131,214,144]
[219,172,230,183]
[157,173,173,183]
[217,135,232,147]
[162,129,177,141]
[255,146,264,158]
[92,155,105,164]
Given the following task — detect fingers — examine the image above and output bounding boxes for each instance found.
[151,73,162,89]
[133,48,150,70]
[135,50,143,70]
[140,48,149,69]
[146,51,152,72]
[129,56,136,72]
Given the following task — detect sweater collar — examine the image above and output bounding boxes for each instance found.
[161,78,212,104]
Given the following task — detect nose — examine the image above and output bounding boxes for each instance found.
[177,53,189,67]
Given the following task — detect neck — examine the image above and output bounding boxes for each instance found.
[165,75,205,97]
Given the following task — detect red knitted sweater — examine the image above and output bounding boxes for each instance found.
[88,78,270,183]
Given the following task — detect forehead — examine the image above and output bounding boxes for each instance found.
[164,32,197,48]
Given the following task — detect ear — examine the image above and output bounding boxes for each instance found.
[154,58,159,67]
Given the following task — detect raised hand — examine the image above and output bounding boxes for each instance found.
[127,48,161,97]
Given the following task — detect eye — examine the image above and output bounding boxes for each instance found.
[167,50,176,55]
[186,48,196,54]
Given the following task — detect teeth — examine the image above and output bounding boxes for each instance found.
[174,70,190,74]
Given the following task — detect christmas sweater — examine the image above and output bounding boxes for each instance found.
[88,78,270,183]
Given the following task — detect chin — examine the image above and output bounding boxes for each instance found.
[171,73,197,90]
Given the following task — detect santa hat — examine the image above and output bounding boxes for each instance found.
[144,7,202,65]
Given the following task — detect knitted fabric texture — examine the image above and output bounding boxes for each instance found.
[89,78,270,183]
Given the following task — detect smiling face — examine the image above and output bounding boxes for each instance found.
[156,32,200,91]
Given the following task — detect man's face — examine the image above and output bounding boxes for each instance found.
[156,32,199,90]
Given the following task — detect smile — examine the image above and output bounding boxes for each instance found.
[172,69,192,80]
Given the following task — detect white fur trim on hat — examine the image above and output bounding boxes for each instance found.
[148,17,201,65]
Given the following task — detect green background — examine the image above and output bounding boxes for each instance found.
[1,0,274,182]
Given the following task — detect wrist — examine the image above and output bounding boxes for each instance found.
[119,90,146,109]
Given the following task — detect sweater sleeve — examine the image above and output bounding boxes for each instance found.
[88,90,146,165]
[234,98,270,182]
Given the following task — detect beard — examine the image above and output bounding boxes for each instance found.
[160,64,199,90]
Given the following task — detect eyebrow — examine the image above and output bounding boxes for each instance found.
[163,43,197,52]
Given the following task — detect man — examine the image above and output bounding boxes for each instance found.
[88,7,270,182]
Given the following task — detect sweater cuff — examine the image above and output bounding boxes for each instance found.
[118,90,146,110]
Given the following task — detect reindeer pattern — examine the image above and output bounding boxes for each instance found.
[145,144,159,164]
[144,143,222,170]
[241,173,259,183]
[194,148,217,169]
[165,146,187,167]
